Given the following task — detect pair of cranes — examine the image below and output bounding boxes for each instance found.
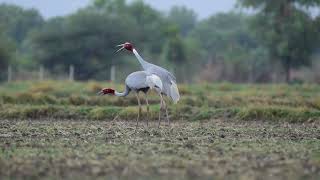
[98,42,180,127]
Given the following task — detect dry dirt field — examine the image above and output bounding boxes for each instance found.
[0,119,319,180]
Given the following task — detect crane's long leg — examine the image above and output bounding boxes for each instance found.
[135,92,142,129]
[145,93,150,127]
[158,93,164,128]
[163,98,170,126]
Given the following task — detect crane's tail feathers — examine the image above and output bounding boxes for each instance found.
[170,81,180,104]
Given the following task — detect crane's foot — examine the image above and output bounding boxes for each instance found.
[165,120,171,127]
[146,107,150,127]
[165,114,170,127]
[158,108,164,128]
[158,116,162,128]
[157,119,161,128]
[135,117,140,129]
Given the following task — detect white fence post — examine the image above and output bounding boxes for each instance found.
[7,65,12,82]
[110,65,116,82]
[69,65,74,81]
[39,65,44,81]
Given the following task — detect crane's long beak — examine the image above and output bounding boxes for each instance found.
[116,44,125,53]
[97,90,104,96]
[116,46,125,53]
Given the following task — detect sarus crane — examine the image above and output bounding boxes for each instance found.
[98,71,163,127]
[116,42,180,126]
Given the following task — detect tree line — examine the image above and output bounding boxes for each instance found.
[0,0,319,83]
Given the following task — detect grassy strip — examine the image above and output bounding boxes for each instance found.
[0,104,319,123]
[0,105,120,120]
[0,104,166,121]
[193,106,320,123]
[1,93,319,110]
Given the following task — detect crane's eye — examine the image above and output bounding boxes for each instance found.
[124,43,133,51]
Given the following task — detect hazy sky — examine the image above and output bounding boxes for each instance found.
[0,0,237,19]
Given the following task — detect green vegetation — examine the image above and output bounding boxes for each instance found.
[0,81,320,122]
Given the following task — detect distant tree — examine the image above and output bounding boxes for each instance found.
[30,9,135,80]
[30,0,174,80]
[127,1,167,55]
[94,0,167,56]
[238,0,320,82]
[0,4,43,70]
[0,29,15,80]
[164,26,186,64]
[162,25,187,81]
[0,4,43,44]
[94,0,126,13]
[191,13,268,82]
[192,13,255,57]
[168,6,197,37]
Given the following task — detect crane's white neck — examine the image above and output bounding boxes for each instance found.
[133,48,149,70]
[114,86,130,97]
[114,91,124,97]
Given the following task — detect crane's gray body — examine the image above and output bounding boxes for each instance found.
[133,49,180,103]
[117,71,152,97]
[126,71,152,93]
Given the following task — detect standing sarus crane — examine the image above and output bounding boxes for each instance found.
[98,71,163,128]
[117,42,180,125]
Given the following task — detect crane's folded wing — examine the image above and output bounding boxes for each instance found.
[146,74,163,91]
[170,80,180,104]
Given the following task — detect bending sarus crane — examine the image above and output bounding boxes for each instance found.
[117,42,180,125]
[98,71,163,127]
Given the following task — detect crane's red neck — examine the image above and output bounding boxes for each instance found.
[101,88,115,95]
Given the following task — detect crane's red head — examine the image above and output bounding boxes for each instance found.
[116,42,133,52]
[98,88,115,96]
